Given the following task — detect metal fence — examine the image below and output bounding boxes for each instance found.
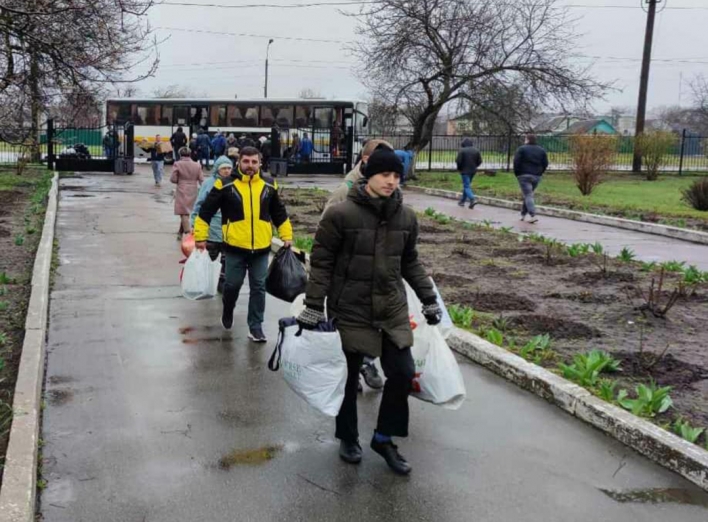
[357,131,708,174]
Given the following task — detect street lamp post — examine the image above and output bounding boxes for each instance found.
[264,39,274,99]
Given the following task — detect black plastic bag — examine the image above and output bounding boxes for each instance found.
[266,247,307,303]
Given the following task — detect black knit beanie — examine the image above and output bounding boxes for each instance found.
[362,147,404,179]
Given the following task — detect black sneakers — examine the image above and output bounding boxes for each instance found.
[221,307,234,330]
[360,362,384,389]
[370,437,412,475]
[248,328,267,343]
[339,440,363,464]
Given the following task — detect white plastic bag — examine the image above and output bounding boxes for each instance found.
[404,279,453,339]
[410,321,467,409]
[268,318,347,417]
[181,249,219,300]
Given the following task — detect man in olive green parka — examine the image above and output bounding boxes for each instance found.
[297,147,442,475]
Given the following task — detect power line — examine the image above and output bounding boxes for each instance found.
[155,26,349,43]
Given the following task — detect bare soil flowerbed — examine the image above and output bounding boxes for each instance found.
[0,166,52,485]
[281,187,708,442]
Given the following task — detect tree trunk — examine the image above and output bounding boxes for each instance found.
[29,50,41,162]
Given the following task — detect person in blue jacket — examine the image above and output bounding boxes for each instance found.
[211,132,227,158]
[190,155,233,292]
[299,132,314,162]
[394,145,415,186]
[196,128,212,169]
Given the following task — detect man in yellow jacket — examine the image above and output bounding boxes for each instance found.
[194,146,293,342]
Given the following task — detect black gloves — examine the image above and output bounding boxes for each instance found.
[421,301,442,325]
[296,306,326,329]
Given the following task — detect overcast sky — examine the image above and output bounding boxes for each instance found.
[133,0,708,115]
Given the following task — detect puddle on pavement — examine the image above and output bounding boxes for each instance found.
[47,389,74,406]
[48,375,75,385]
[218,445,283,469]
[600,488,708,508]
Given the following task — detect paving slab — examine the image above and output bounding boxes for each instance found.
[40,170,708,522]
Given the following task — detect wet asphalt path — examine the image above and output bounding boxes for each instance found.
[40,170,708,521]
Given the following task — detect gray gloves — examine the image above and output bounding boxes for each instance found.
[296,307,326,329]
[422,302,442,325]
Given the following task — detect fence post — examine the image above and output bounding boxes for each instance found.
[678,128,686,176]
[47,118,54,171]
[506,131,513,172]
[427,139,433,171]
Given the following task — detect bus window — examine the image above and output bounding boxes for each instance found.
[161,105,173,125]
[137,105,159,125]
[173,106,189,125]
[275,106,293,128]
[314,107,334,128]
[295,105,313,128]
[210,105,227,127]
[108,103,131,124]
[228,105,259,126]
[260,106,275,127]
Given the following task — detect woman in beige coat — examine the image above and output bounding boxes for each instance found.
[171,147,204,239]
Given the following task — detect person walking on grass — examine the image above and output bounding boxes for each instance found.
[297,147,442,475]
[190,155,234,294]
[514,133,549,224]
[455,137,482,208]
[194,147,293,343]
[323,138,394,392]
[171,147,204,240]
[149,135,166,187]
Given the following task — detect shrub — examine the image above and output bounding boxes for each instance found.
[635,130,677,181]
[617,381,673,418]
[682,177,708,211]
[569,134,618,195]
[558,349,620,387]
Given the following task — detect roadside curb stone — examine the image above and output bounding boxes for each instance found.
[0,173,58,522]
[446,327,708,492]
[406,185,708,246]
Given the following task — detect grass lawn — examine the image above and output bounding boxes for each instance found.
[411,171,708,229]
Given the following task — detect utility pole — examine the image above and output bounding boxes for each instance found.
[632,0,661,173]
[264,39,274,99]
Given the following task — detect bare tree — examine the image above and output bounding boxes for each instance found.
[0,0,159,153]
[349,0,605,153]
[298,87,325,99]
[367,95,400,135]
[152,84,202,99]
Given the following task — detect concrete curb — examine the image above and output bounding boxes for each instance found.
[271,236,708,490]
[0,173,58,522]
[406,185,708,246]
[447,328,708,492]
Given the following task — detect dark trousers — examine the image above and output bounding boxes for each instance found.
[336,337,415,442]
[222,250,269,329]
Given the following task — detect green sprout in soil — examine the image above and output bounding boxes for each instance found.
[617,381,673,418]
[672,418,705,444]
[640,261,657,272]
[491,314,510,332]
[26,225,37,235]
[566,243,590,257]
[14,234,24,246]
[0,286,6,296]
[590,242,604,255]
[683,265,707,285]
[485,328,504,346]
[0,331,7,346]
[660,260,686,273]
[448,304,474,329]
[424,207,437,217]
[558,349,620,387]
[618,247,636,263]
[595,378,618,402]
[293,237,314,253]
[519,334,551,360]
[0,301,8,311]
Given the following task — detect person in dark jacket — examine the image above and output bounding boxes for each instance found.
[170,126,188,162]
[455,137,482,208]
[513,134,549,224]
[297,147,443,476]
[196,128,211,169]
[189,133,199,162]
[211,132,227,158]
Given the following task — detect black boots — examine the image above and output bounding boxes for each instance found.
[370,437,412,475]
[221,285,237,330]
[339,440,362,464]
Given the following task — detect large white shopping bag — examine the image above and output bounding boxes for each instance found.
[268,317,347,417]
[181,249,220,300]
[406,282,466,409]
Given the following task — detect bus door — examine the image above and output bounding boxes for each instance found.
[189,105,209,136]
[311,107,335,162]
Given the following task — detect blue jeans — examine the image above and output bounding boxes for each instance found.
[199,149,210,169]
[460,173,475,203]
[151,160,164,184]
[517,174,541,217]
[223,250,269,329]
